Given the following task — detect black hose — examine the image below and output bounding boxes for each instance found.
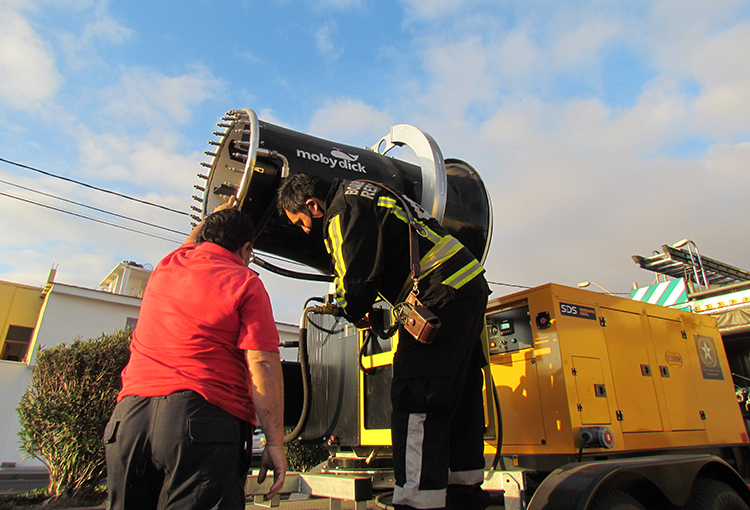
[252,255,334,282]
[283,308,314,443]
[359,330,378,375]
[490,372,505,471]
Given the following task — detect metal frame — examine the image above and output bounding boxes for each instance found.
[235,108,260,211]
[246,471,372,509]
[633,245,750,288]
[371,124,447,223]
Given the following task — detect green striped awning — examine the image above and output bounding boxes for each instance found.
[631,278,688,307]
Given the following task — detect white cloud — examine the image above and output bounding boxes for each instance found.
[83,6,133,45]
[400,0,481,20]
[308,98,394,144]
[0,10,63,109]
[315,22,342,60]
[688,22,750,137]
[75,128,201,194]
[99,66,224,126]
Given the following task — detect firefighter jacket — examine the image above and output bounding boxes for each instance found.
[322,179,485,323]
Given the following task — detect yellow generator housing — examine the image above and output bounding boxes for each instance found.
[485,283,748,466]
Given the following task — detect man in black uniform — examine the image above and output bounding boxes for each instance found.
[278,173,490,510]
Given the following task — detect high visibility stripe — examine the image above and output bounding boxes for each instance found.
[442,260,484,289]
[377,197,442,243]
[377,195,483,289]
[327,214,348,308]
[392,413,446,509]
[419,236,462,276]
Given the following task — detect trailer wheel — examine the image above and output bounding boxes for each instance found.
[589,489,645,510]
[684,478,750,510]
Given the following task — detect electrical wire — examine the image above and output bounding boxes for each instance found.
[0,178,189,236]
[0,156,190,216]
[0,157,557,290]
[487,280,532,289]
[0,191,181,243]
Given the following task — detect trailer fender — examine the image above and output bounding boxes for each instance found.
[527,454,750,510]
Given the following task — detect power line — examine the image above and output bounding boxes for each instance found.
[0,187,333,270]
[487,280,531,289]
[0,191,181,243]
[0,178,189,236]
[0,156,190,216]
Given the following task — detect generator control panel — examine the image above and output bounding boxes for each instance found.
[486,305,535,355]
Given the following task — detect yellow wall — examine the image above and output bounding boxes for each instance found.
[0,281,44,360]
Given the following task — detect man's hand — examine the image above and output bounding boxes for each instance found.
[257,444,287,500]
[353,314,370,330]
[214,195,237,212]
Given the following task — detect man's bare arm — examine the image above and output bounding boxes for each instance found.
[246,349,286,500]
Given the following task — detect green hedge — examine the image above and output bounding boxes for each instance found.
[16,329,131,499]
[15,328,329,505]
[284,429,330,472]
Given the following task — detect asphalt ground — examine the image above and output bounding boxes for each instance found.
[0,468,506,509]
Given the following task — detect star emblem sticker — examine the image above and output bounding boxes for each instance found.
[701,341,714,364]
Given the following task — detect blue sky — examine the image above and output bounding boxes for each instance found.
[1,0,750,323]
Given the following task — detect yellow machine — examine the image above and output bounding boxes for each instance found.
[197,108,750,509]
[485,283,747,463]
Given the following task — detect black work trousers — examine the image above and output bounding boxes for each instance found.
[104,390,253,510]
[391,280,489,510]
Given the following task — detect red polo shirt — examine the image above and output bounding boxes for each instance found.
[119,241,279,424]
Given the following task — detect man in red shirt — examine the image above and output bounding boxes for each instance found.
[105,202,286,509]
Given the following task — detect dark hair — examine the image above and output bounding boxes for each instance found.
[196,209,256,253]
[277,173,327,215]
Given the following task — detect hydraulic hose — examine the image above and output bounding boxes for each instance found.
[283,306,315,443]
[490,371,505,471]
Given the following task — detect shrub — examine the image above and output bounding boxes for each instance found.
[284,428,329,472]
[16,329,131,500]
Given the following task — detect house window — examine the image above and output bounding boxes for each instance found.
[125,317,138,331]
[1,325,35,362]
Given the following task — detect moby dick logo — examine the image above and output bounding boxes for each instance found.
[296,147,367,173]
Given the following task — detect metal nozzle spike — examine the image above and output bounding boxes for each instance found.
[229,167,245,173]
[191,205,201,213]
[236,140,250,146]
[194,185,205,192]
[203,151,218,157]
[217,123,232,128]
[212,131,226,137]
[190,214,201,222]
[190,222,198,228]
[232,152,247,160]
[208,141,221,146]
[200,162,212,168]
[192,195,202,202]
[197,173,208,180]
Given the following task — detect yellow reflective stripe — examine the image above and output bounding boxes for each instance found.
[442,260,484,289]
[419,235,462,276]
[377,197,441,242]
[334,289,348,309]
[328,215,348,306]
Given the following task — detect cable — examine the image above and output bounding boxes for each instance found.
[487,280,532,289]
[0,157,190,216]
[0,178,189,236]
[0,191,181,243]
